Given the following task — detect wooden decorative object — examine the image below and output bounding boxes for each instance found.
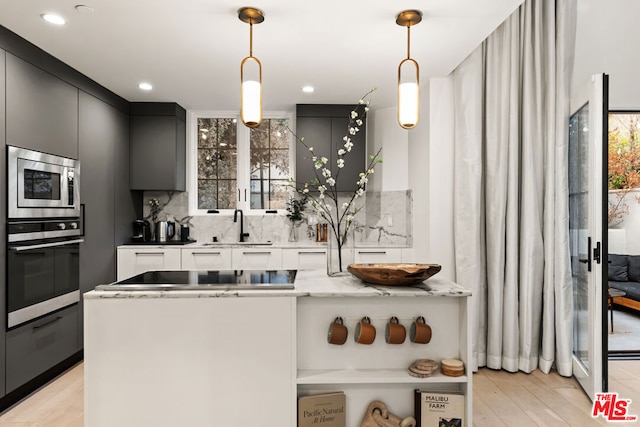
[348,263,441,286]
[441,358,465,377]
[359,400,416,427]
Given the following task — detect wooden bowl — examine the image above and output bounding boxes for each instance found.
[347,263,441,286]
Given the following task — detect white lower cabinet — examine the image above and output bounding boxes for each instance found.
[282,248,327,270]
[355,248,403,264]
[231,248,282,269]
[85,296,296,427]
[181,248,232,270]
[116,247,182,281]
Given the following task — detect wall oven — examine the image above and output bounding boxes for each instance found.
[7,146,82,329]
[8,146,80,219]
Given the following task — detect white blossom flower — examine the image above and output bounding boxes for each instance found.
[342,202,349,209]
[308,146,314,152]
[368,169,374,174]
[337,159,345,168]
[315,162,322,169]
[322,168,331,178]
[321,157,328,164]
[344,141,354,152]
[358,99,364,104]
[343,136,349,142]
[318,193,325,199]
[364,106,370,112]
[312,156,317,161]
[318,185,327,193]
[326,204,332,211]
[356,119,363,126]
[338,148,346,156]
[302,188,309,194]
[349,127,357,135]
[356,188,364,197]
[359,172,365,178]
[354,127,359,133]
[326,177,336,186]
[346,214,354,222]
[351,111,358,119]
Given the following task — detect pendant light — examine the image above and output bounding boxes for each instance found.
[238,7,264,128]
[396,10,422,129]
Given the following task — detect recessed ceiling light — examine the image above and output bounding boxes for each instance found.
[302,86,315,93]
[41,13,66,26]
[138,82,153,91]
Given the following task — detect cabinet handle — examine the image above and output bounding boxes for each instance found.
[237,189,241,202]
[135,252,164,256]
[33,316,63,331]
[358,251,386,255]
[192,251,221,255]
[299,251,326,255]
[244,189,247,202]
[243,251,269,255]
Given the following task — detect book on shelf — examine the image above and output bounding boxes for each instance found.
[414,389,465,427]
[298,391,345,427]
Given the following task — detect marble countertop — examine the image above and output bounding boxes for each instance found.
[85,270,470,299]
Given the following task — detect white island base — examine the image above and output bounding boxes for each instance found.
[84,270,471,427]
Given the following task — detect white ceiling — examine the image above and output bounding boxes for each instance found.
[0,0,523,111]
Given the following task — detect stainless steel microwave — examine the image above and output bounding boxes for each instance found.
[8,146,81,219]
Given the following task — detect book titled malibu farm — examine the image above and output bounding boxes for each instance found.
[414,390,464,427]
[298,391,345,427]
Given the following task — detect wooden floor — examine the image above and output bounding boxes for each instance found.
[0,361,638,426]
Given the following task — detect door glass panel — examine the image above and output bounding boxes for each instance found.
[569,102,590,369]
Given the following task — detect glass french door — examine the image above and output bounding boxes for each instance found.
[569,73,608,399]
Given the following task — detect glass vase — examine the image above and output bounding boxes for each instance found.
[326,229,355,277]
[288,222,300,242]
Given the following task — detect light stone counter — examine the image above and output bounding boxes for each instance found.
[84,270,470,299]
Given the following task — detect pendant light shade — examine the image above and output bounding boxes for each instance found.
[396,10,422,129]
[238,7,264,128]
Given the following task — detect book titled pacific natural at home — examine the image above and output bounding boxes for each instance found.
[298,391,345,427]
[414,390,464,427]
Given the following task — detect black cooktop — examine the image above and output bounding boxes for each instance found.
[96,270,297,291]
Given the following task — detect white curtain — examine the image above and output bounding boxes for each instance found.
[452,0,576,375]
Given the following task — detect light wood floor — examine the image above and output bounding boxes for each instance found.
[0,361,638,426]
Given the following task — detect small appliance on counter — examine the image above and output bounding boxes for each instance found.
[155,221,176,242]
[132,220,152,242]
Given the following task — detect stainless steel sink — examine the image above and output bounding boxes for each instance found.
[201,242,273,246]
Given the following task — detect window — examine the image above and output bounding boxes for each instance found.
[249,119,291,209]
[188,112,293,214]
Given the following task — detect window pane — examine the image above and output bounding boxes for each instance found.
[197,118,238,210]
[270,119,289,149]
[248,118,291,209]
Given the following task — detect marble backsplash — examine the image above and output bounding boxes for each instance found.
[141,190,413,246]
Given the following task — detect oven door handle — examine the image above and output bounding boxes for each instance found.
[9,238,85,252]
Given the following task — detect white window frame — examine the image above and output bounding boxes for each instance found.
[186,110,295,216]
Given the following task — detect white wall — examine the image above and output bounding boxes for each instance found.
[573,0,640,109]
[609,189,640,254]
[367,107,409,191]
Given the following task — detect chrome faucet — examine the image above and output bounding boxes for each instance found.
[233,209,250,242]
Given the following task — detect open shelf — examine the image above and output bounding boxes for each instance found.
[296,368,467,385]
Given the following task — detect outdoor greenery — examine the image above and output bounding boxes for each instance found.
[608,113,640,226]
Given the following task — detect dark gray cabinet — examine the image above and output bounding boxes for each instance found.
[295,105,366,192]
[130,103,186,191]
[5,53,78,159]
[5,305,78,393]
[0,48,6,398]
[78,91,136,348]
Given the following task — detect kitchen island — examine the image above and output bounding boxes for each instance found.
[84,270,471,427]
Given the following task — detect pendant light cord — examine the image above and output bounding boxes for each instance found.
[407,26,411,59]
[249,22,253,58]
